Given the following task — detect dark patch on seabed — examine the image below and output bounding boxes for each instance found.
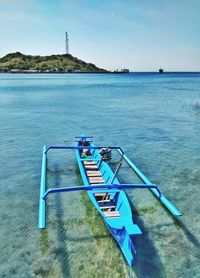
[110,161,166,277]
[128,197,166,278]
[53,164,70,277]
[35,164,71,277]
[193,100,200,111]
[172,218,200,251]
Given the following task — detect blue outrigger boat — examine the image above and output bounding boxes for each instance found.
[39,136,182,268]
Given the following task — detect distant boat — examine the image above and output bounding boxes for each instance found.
[120,69,129,73]
[159,68,164,73]
[113,69,129,73]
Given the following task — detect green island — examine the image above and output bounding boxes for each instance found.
[0,52,109,73]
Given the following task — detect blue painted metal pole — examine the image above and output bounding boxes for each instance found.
[118,149,182,217]
[45,145,123,154]
[38,145,47,229]
[42,183,158,199]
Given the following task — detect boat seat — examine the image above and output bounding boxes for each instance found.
[104,211,120,218]
[89,178,105,183]
[90,182,105,185]
[94,193,111,201]
[85,165,98,170]
[87,173,102,177]
[89,176,104,181]
[86,171,102,177]
[87,170,100,174]
[94,193,107,197]
[98,199,112,203]
[100,205,116,210]
[99,201,115,210]
[83,161,96,165]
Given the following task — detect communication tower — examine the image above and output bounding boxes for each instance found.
[65,32,69,54]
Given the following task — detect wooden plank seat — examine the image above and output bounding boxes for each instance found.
[103,211,120,218]
[100,205,116,210]
[87,170,100,174]
[86,170,101,173]
[90,181,105,185]
[94,193,107,197]
[83,161,96,165]
[90,182,105,185]
[89,176,104,180]
[98,199,112,203]
[94,193,111,199]
[89,177,105,183]
[85,165,98,170]
[86,171,102,177]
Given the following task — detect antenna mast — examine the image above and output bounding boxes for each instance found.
[65,32,69,54]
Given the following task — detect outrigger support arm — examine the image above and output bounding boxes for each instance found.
[117,149,182,217]
[42,183,160,200]
[45,145,124,154]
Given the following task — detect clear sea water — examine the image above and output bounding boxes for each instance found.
[0,73,199,278]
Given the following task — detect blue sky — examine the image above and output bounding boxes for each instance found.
[0,0,199,71]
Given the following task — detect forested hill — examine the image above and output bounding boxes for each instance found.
[0,52,108,73]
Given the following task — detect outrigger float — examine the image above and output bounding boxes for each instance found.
[39,136,182,268]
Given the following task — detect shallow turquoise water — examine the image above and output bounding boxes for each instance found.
[0,73,200,278]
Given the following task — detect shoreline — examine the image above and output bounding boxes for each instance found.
[0,71,132,74]
[0,71,199,74]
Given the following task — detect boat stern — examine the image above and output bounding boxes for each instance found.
[106,223,139,267]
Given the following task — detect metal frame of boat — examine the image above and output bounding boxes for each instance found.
[38,136,182,267]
